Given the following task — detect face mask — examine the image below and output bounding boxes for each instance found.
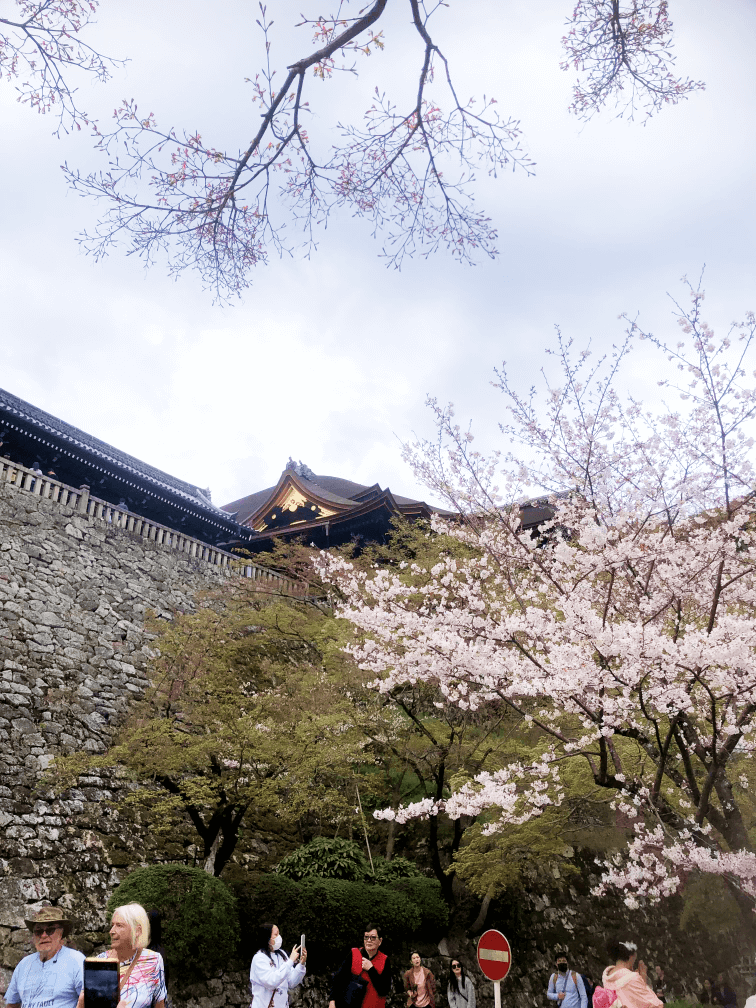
[557,964,568,973]
[272,935,282,951]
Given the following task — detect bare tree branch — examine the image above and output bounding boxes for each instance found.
[57,0,700,297]
[1,0,121,133]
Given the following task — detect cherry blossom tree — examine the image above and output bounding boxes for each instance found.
[60,0,703,297]
[0,1,119,132]
[318,280,756,919]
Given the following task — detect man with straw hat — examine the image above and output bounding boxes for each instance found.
[4,907,84,1008]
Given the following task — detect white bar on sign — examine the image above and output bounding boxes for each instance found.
[479,950,509,962]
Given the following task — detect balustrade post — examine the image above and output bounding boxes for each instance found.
[78,485,90,514]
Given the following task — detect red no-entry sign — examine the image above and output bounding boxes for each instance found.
[477,930,512,983]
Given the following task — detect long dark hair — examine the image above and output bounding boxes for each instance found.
[449,961,467,995]
[255,924,286,960]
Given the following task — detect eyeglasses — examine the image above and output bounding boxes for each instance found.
[363,935,380,942]
[33,926,61,937]
[452,965,462,970]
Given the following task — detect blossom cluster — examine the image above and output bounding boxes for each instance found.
[317,289,756,904]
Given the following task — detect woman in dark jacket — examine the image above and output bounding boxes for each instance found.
[713,974,737,1008]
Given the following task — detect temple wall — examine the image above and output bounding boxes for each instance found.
[0,478,233,992]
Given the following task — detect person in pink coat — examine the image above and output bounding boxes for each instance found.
[601,939,663,1008]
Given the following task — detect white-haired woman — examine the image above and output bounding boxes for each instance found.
[97,903,167,1008]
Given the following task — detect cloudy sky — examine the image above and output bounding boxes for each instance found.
[1,0,754,508]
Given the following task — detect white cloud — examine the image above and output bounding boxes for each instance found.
[1,0,754,513]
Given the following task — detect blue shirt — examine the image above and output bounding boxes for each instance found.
[5,945,84,1008]
[547,971,587,1008]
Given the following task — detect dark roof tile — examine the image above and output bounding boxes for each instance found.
[0,386,227,517]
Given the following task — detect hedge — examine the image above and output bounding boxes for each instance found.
[228,872,426,967]
[107,864,239,979]
[387,877,449,937]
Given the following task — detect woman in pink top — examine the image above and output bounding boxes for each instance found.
[404,953,436,1008]
[602,939,663,1008]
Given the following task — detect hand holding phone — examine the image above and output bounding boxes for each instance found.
[84,959,119,1008]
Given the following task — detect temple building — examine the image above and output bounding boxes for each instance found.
[0,387,252,548]
[221,458,454,552]
[1,387,549,556]
[0,389,451,554]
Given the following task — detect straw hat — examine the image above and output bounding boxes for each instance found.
[24,906,73,937]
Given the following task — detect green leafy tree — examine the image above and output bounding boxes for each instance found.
[254,525,565,905]
[52,583,370,875]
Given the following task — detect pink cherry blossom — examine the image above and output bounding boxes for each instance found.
[317,282,756,909]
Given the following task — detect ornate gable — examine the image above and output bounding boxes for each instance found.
[252,484,338,532]
[243,471,353,533]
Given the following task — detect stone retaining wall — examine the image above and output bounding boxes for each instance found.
[0,478,232,992]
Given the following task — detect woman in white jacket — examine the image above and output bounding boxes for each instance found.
[249,924,307,1008]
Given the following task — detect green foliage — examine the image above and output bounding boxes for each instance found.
[274,837,370,882]
[228,872,421,970]
[451,750,623,897]
[274,841,425,887]
[107,865,239,979]
[679,874,744,937]
[372,856,422,883]
[387,877,449,937]
[51,585,373,875]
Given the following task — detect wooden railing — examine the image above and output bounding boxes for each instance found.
[0,455,304,595]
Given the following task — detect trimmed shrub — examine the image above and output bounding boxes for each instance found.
[228,872,421,971]
[107,864,239,979]
[388,878,449,938]
[274,837,370,882]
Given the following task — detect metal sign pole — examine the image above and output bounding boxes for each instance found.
[493,981,501,1008]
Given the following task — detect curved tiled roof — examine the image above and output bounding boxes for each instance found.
[0,387,230,519]
[222,467,454,527]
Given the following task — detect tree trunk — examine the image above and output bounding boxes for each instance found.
[385,817,397,861]
[469,886,495,934]
[203,833,221,875]
[385,780,402,860]
[428,810,453,903]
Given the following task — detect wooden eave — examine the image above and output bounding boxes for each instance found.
[242,471,356,530]
[246,492,402,542]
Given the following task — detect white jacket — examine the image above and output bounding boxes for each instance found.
[250,951,306,1008]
